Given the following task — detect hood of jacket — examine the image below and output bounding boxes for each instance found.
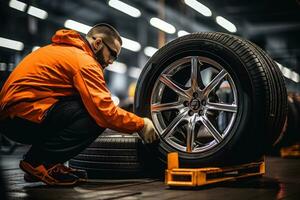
[52,29,94,57]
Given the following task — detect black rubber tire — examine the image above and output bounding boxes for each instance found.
[69,135,146,179]
[238,39,288,146]
[69,131,164,179]
[134,32,287,167]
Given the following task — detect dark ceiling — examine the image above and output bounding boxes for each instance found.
[0,0,299,90]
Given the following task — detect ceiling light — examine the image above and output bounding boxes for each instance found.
[216,16,237,33]
[291,71,300,83]
[144,46,158,57]
[106,61,127,74]
[149,17,176,34]
[128,67,142,79]
[121,37,141,52]
[32,46,40,51]
[27,6,48,20]
[0,37,24,51]
[64,20,92,34]
[281,66,292,79]
[178,30,190,37]
[108,0,141,18]
[184,0,212,17]
[9,0,27,12]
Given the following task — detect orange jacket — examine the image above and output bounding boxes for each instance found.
[0,29,144,133]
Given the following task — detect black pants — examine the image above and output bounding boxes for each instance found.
[0,98,105,165]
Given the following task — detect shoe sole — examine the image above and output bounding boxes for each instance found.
[20,161,79,186]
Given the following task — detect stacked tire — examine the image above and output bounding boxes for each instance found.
[69,131,162,178]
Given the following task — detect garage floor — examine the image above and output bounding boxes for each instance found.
[1,146,300,200]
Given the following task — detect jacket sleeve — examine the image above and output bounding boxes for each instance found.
[73,64,144,133]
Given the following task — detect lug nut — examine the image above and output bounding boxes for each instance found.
[188,110,194,116]
[183,101,189,107]
[199,109,203,115]
[193,92,198,98]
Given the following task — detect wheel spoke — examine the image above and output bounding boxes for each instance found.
[191,57,205,91]
[160,74,191,99]
[200,116,222,143]
[151,101,183,113]
[203,70,227,96]
[206,102,237,113]
[186,115,197,152]
[191,57,199,91]
[161,110,188,139]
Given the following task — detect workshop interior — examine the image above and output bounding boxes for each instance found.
[0,0,300,199]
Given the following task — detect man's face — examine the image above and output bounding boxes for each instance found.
[92,36,121,68]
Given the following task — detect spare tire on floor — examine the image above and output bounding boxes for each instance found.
[134,32,287,168]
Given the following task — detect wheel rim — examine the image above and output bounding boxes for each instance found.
[151,56,238,153]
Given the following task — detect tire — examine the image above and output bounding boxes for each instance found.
[134,32,287,167]
[275,94,300,147]
[69,135,146,179]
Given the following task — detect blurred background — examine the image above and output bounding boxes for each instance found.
[0,0,300,100]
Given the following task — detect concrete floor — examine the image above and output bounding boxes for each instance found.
[1,146,300,200]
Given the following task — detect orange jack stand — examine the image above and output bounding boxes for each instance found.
[165,152,265,187]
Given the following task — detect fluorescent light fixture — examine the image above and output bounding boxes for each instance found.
[178,30,190,37]
[9,0,27,12]
[291,71,300,83]
[32,46,40,51]
[144,46,158,57]
[108,0,141,18]
[0,37,24,51]
[121,37,141,52]
[276,61,300,83]
[276,62,283,70]
[106,61,127,74]
[150,17,176,34]
[128,67,142,79]
[184,0,212,17]
[27,6,48,20]
[281,66,292,79]
[216,16,237,33]
[64,20,92,34]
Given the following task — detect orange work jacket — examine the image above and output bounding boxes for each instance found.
[0,29,144,133]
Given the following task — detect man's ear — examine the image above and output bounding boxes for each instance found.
[93,38,103,50]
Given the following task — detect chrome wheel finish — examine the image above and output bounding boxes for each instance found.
[151,56,238,153]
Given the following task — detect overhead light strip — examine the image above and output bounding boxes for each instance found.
[178,30,190,37]
[149,17,176,34]
[216,16,237,33]
[0,37,24,51]
[108,0,141,18]
[9,0,27,12]
[32,46,40,52]
[144,46,158,57]
[276,62,300,83]
[184,0,212,17]
[64,19,92,34]
[121,37,141,52]
[27,5,48,19]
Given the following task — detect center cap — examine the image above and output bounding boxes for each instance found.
[190,99,201,110]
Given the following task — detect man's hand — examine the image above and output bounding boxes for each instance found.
[139,118,159,143]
